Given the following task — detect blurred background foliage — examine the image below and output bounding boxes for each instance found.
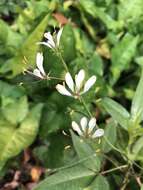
[0,0,143,189]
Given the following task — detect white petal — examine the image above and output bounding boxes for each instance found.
[33,69,43,79]
[72,121,83,136]
[37,42,53,49]
[75,70,85,92]
[88,117,96,133]
[57,28,63,46]
[36,52,45,76]
[80,117,88,132]
[65,72,74,92]
[56,84,72,97]
[92,129,104,138]
[44,32,55,48]
[83,76,96,94]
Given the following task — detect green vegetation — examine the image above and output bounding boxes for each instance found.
[1,0,143,189]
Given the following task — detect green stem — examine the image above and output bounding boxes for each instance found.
[79,96,92,117]
[103,135,126,157]
[101,165,128,175]
[57,51,69,72]
[120,167,131,190]
[49,76,64,80]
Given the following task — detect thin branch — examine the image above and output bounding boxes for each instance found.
[101,165,128,175]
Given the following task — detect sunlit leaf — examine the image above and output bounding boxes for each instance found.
[110,33,138,85]
[0,104,43,169]
[131,68,143,123]
[0,15,49,77]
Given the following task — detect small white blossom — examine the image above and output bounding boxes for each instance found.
[56,70,96,98]
[32,52,47,79]
[72,117,104,139]
[38,28,63,50]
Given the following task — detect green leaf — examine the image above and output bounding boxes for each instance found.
[0,81,25,98]
[132,136,143,159]
[61,24,76,62]
[1,96,29,125]
[102,119,117,153]
[111,34,138,85]
[88,175,110,190]
[1,15,49,77]
[0,104,43,168]
[34,165,95,190]
[71,131,101,172]
[102,97,130,130]
[89,53,103,76]
[131,68,143,123]
[118,0,143,23]
[0,20,8,44]
[79,0,123,31]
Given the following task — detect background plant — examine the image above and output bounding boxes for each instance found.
[1,0,143,189]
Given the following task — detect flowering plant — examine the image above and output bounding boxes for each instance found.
[1,1,143,189]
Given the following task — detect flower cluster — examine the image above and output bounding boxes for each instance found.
[26,27,104,140]
[72,117,104,139]
[56,70,96,99]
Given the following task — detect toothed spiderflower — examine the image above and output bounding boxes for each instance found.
[56,69,96,98]
[38,28,63,50]
[72,117,104,139]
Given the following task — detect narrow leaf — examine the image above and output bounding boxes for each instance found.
[131,69,143,123]
[111,34,138,85]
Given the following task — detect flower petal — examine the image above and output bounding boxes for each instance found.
[75,70,85,92]
[92,129,104,138]
[88,117,96,134]
[56,84,72,97]
[65,72,74,92]
[56,28,63,47]
[44,32,55,48]
[37,42,53,49]
[36,52,45,76]
[33,69,43,79]
[83,76,96,94]
[80,117,88,132]
[72,121,83,136]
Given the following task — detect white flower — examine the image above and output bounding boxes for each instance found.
[72,117,104,139]
[32,52,46,79]
[56,70,96,98]
[38,28,63,50]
